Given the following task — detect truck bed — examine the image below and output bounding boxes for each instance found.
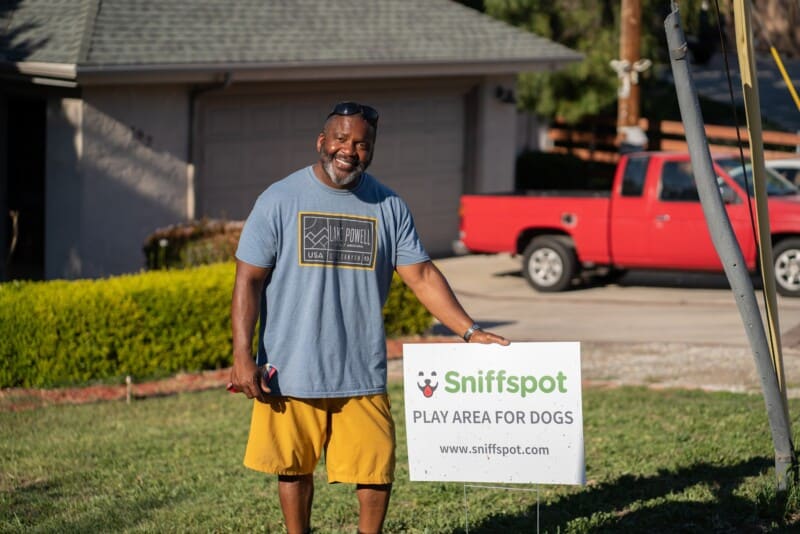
[459,193,612,259]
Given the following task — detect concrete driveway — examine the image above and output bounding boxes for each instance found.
[430,254,800,396]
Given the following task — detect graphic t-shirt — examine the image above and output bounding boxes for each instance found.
[236,166,430,397]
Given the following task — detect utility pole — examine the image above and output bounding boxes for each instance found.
[612,0,651,152]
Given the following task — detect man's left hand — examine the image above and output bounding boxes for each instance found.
[468,329,510,346]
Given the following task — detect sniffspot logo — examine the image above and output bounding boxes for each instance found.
[417,371,438,398]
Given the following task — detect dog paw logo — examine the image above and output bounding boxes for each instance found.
[417,371,438,398]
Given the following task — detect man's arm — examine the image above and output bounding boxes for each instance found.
[395,260,509,345]
[230,259,272,400]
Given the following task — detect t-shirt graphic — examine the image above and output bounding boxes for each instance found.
[299,212,377,269]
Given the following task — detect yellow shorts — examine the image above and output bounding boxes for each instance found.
[243,394,395,485]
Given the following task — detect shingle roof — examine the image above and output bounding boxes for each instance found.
[1,0,581,72]
[0,0,93,64]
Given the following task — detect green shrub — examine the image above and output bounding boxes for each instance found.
[0,264,432,388]
[0,264,235,388]
[143,219,242,270]
[383,273,434,337]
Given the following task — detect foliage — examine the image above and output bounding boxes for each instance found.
[0,265,431,388]
[2,385,800,532]
[476,0,728,123]
[383,273,434,337]
[0,264,236,388]
[142,219,243,270]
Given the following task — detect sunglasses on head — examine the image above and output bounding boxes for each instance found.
[327,102,379,128]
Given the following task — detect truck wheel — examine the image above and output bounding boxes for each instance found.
[522,237,578,292]
[773,238,800,297]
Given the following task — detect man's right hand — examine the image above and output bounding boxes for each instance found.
[228,357,270,402]
[230,260,272,402]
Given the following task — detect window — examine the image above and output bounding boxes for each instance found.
[620,156,649,197]
[659,161,699,201]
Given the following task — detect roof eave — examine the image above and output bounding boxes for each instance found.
[73,56,584,85]
[0,61,79,87]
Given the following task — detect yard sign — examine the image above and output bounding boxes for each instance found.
[403,342,585,485]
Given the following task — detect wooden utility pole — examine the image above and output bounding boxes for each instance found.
[732,0,794,488]
[618,0,642,127]
[613,0,650,151]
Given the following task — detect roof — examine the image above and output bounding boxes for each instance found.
[0,0,582,84]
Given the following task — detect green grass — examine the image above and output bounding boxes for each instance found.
[2,384,800,533]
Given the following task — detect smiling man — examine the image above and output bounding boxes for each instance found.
[229,101,509,534]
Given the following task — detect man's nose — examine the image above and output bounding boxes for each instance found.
[338,143,355,156]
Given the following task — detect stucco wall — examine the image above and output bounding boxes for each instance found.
[473,76,518,193]
[43,78,523,278]
[46,86,190,278]
[45,97,83,279]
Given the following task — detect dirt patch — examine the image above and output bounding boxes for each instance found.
[0,368,233,412]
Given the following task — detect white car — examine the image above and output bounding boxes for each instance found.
[766,158,800,185]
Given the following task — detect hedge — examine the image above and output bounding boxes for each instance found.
[0,263,432,388]
[143,219,243,270]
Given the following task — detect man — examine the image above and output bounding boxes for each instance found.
[229,101,509,534]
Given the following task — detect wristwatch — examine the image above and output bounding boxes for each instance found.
[463,323,483,342]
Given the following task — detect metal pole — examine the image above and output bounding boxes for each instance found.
[665,7,795,489]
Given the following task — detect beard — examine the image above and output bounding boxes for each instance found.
[320,148,369,186]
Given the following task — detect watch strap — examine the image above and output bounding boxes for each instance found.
[463,323,482,342]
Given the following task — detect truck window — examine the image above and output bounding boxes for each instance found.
[620,156,649,196]
[659,161,700,201]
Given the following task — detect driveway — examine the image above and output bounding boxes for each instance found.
[426,254,800,397]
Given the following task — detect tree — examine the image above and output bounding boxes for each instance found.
[477,0,727,123]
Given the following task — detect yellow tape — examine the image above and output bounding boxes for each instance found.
[770,46,800,112]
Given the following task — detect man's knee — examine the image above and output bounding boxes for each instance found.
[279,474,313,483]
[356,483,392,492]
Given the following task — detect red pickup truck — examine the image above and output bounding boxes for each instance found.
[457,151,800,296]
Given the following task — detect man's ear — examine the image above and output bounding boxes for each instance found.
[316,132,325,153]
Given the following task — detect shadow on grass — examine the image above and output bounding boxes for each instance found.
[453,457,795,533]
[3,474,186,533]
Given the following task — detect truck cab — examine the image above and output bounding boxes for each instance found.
[457,151,800,296]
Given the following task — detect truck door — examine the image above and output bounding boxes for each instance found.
[608,155,654,265]
[644,159,753,270]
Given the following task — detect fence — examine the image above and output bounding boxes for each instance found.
[547,118,800,163]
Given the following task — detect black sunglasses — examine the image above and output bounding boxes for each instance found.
[327,102,379,128]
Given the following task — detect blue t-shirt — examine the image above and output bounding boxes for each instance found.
[236,166,430,398]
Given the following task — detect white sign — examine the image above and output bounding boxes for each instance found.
[403,342,584,485]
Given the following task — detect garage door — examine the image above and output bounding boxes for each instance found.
[198,90,465,256]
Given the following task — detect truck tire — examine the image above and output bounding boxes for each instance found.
[522,237,578,292]
[773,238,800,297]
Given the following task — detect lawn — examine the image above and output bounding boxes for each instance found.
[2,383,800,533]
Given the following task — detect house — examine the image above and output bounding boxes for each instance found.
[0,0,581,280]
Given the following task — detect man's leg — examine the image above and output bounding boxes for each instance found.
[278,474,314,534]
[356,483,391,534]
